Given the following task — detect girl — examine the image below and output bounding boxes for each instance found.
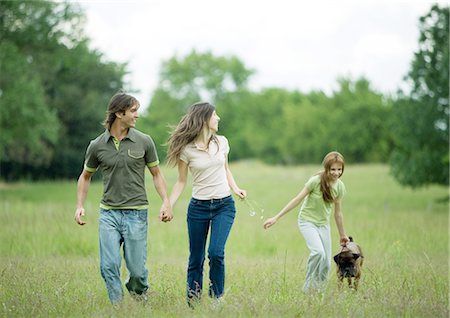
[167,102,246,304]
[263,151,349,293]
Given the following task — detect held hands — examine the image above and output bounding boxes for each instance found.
[159,201,173,223]
[74,207,86,225]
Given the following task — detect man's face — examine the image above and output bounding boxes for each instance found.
[120,104,139,128]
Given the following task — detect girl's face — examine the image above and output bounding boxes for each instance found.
[208,110,220,132]
[328,162,343,181]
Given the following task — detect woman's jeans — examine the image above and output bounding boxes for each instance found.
[298,220,331,293]
[99,209,149,304]
[186,195,236,300]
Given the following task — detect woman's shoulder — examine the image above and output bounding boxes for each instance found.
[216,135,229,147]
[216,135,228,143]
[181,142,195,154]
[215,135,229,153]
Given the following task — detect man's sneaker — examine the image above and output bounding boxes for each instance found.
[130,291,148,303]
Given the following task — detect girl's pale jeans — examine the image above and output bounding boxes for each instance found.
[298,219,331,293]
[99,209,149,304]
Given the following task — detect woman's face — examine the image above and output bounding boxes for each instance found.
[328,162,343,181]
[208,110,220,132]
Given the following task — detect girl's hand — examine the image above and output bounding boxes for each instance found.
[340,235,349,246]
[263,217,277,229]
[234,188,247,199]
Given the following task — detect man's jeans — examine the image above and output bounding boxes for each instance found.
[298,220,331,293]
[186,195,236,300]
[99,209,149,304]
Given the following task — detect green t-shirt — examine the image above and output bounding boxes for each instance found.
[84,128,159,209]
[298,174,346,225]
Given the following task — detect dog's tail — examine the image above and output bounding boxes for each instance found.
[349,236,354,242]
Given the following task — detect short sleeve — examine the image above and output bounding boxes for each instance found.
[304,175,320,191]
[145,135,160,167]
[219,135,230,156]
[336,181,346,199]
[179,147,189,164]
[84,141,98,172]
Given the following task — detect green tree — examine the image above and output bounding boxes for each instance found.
[0,40,59,168]
[330,78,393,163]
[139,50,255,159]
[390,4,449,187]
[0,1,127,180]
[278,90,333,164]
[158,49,254,102]
[0,1,67,172]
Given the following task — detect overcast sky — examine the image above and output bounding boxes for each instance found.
[77,0,442,108]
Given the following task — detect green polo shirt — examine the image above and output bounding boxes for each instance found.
[298,174,346,225]
[84,128,159,210]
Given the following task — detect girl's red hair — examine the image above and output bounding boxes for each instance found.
[319,151,345,203]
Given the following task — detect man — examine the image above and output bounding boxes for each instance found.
[74,92,173,304]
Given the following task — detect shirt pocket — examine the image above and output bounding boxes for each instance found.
[128,149,145,159]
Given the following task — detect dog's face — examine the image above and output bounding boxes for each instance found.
[333,250,361,278]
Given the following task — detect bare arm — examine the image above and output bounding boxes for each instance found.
[169,160,188,207]
[263,186,310,229]
[148,165,172,222]
[334,199,349,246]
[224,156,246,199]
[74,170,93,225]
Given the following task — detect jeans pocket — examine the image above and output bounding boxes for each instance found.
[125,211,147,240]
[136,210,148,222]
[99,209,114,224]
[190,198,201,206]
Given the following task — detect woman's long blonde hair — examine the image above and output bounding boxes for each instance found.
[319,151,345,203]
[166,102,218,167]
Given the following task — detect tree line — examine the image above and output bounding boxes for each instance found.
[0,1,127,180]
[0,1,448,188]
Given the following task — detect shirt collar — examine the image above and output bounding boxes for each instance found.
[103,128,137,143]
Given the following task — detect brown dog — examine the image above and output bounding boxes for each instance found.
[333,236,363,290]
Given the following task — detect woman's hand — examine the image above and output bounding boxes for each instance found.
[233,188,247,199]
[159,201,173,222]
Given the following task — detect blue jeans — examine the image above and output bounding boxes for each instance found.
[186,195,236,300]
[99,209,149,304]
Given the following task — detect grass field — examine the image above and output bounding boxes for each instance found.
[0,162,448,317]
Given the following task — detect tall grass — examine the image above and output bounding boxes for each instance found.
[0,162,448,317]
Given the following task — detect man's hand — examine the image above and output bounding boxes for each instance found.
[75,207,86,225]
[159,202,173,223]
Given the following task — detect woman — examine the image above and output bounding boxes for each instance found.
[263,151,349,293]
[167,102,246,304]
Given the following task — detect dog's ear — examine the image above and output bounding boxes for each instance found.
[352,253,360,260]
[333,254,340,264]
